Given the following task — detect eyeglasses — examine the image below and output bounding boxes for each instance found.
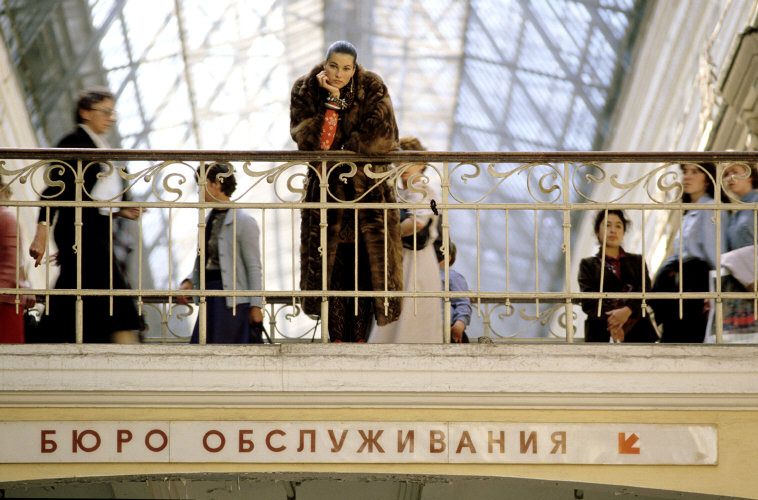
[90,107,116,116]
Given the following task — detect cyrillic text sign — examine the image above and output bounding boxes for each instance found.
[0,422,717,464]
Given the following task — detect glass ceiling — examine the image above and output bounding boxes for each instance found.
[0,0,644,338]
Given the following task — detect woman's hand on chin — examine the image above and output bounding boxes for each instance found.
[316,71,340,97]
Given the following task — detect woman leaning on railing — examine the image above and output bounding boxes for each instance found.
[290,40,403,343]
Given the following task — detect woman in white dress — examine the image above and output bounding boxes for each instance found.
[369,137,443,343]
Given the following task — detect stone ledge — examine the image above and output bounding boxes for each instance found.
[2,391,758,409]
[1,344,757,408]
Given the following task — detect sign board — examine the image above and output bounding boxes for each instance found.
[0,422,717,465]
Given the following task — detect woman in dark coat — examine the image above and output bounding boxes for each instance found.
[290,40,403,342]
[28,88,143,343]
[578,210,658,343]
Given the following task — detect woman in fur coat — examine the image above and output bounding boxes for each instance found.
[290,40,403,342]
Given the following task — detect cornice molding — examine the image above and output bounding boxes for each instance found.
[2,344,757,409]
[2,391,758,410]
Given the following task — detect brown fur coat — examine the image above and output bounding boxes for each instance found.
[291,63,403,326]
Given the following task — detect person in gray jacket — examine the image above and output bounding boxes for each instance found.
[651,163,727,343]
[178,162,264,343]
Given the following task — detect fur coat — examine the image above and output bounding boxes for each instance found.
[291,63,403,326]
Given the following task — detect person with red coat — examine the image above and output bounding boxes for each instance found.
[0,180,34,343]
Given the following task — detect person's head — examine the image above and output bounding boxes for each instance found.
[323,41,357,91]
[198,162,237,201]
[723,162,758,199]
[448,241,457,266]
[75,87,116,134]
[398,136,427,184]
[436,240,457,267]
[680,163,715,203]
[593,210,629,249]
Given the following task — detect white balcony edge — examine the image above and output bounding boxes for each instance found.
[1,344,757,409]
[2,392,758,410]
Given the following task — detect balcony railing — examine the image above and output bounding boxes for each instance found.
[1,149,757,344]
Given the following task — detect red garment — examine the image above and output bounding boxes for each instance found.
[319,109,339,150]
[0,207,24,342]
[0,207,18,294]
[604,248,626,280]
[0,303,24,343]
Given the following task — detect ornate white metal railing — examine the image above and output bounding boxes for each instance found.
[1,149,757,344]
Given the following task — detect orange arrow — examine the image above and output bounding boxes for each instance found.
[618,432,640,454]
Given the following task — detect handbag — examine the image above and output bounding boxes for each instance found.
[23,307,44,343]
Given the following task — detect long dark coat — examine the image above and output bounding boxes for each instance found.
[34,127,141,343]
[290,63,403,326]
[578,251,659,343]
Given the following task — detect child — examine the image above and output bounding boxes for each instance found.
[436,241,472,343]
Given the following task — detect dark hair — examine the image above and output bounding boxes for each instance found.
[436,240,456,266]
[398,136,429,174]
[325,40,357,63]
[399,136,426,151]
[748,163,758,189]
[681,162,716,203]
[593,210,629,240]
[75,87,115,124]
[197,162,237,197]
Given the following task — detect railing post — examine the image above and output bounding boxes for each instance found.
[715,162,724,344]
[481,303,492,340]
[262,206,271,341]
[137,205,144,317]
[563,162,574,343]
[442,162,451,344]
[501,208,509,344]
[161,303,169,341]
[13,206,20,315]
[267,302,277,343]
[231,208,237,318]
[167,206,174,341]
[44,206,50,316]
[641,209,651,336]
[75,159,83,344]
[108,207,113,317]
[197,161,207,345]
[320,160,329,343]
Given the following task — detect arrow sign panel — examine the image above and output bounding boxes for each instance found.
[618,432,641,454]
